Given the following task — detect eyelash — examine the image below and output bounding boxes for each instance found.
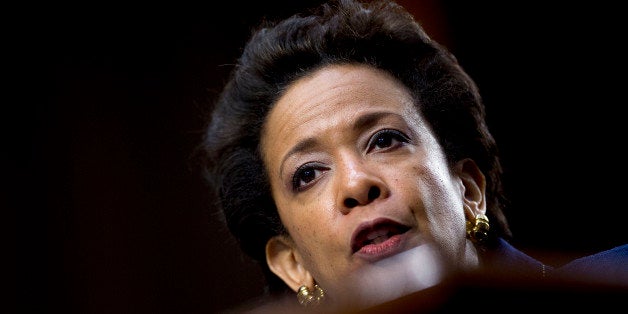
[292,163,327,192]
[290,129,410,192]
[366,129,410,152]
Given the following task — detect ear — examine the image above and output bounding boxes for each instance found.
[454,158,487,220]
[266,235,314,292]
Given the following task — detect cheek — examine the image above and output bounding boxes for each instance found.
[279,203,347,287]
[404,161,464,228]
[277,199,339,255]
[412,163,468,257]
[415,157,459,204]
[395,162,447,204]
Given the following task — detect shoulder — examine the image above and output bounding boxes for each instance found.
[555,244,628,286]
[482,238,547,278]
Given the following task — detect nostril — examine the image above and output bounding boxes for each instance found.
[344,198,359,208]
[368,186,380,200]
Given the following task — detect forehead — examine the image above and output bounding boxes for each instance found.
[279,64,411,110]
[260,63,421,159]
[264,64,417,134]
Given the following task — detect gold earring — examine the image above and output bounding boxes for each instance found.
[297,284,325,307]
[466,214,490,244]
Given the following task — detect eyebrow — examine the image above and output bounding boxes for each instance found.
[353,111,398,132]
[280,137,318,178]
[278,111,400,177]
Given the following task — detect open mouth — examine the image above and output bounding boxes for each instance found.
[351,218,411,254]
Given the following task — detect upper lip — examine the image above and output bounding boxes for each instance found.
[350,217,411,254]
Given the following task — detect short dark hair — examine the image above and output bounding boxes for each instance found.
[198,0,510,294]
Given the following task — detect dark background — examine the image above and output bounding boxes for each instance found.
[15,1,627,313]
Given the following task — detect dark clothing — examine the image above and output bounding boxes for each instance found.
[371,240,628,312]
[484,238,548,278]
[555,243,628,287]
[489,238,628,287]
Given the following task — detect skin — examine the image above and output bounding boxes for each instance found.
[261,64,486,307]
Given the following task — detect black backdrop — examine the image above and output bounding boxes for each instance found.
[16,1,627,313]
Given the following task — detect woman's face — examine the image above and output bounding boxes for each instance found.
[261,64,482,305]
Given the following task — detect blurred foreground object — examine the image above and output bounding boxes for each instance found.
[363,268,628,313]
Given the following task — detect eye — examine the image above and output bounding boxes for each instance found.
[367,129,410,152]
[292,163,328,192]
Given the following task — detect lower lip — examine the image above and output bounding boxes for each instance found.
[354,233,406,262]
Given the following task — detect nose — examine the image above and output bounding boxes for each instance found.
[336,155,388,214]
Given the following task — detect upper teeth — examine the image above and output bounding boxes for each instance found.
[371,235,389,244]
[367,229,389,241]
[366,230,388,244]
